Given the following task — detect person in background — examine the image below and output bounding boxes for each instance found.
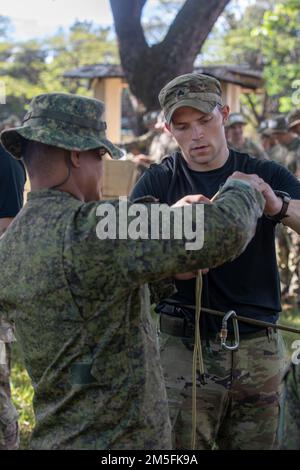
[226,112,268,160]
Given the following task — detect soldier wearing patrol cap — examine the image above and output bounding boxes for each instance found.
[131,72,300,450]
[257,121,292,298]
[226,112,268,160]
[258,120,288,165]
[0,92,265,449]
[267,115,300,175]
[267,115,300,305]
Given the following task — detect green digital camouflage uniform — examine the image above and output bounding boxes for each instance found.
[282,364,300,449]
[0,92,264,450]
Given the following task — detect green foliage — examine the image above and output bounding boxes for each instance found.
[0,19,119,121]
[11,343,34,449]
[254,0,300,111]
[202,0,300,116]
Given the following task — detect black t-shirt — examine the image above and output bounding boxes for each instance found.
[131,149,300,333]
[0,144,26,218]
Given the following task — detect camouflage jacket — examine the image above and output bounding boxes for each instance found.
[0,181,264,449]
[229,138,268,161]
[267,144,289,167]
[284,137,300,177]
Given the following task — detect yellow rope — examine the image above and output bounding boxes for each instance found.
[191,270,205,450]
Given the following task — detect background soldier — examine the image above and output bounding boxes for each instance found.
[0,92,264,449]
[268,115,300,305]
[226,112,268,160]
[258,120,289,165]
[258,120,291,297]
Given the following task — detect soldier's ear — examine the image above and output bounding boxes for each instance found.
[70,150,81,168]
[220,105,230,124]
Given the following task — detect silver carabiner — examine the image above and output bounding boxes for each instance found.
[220,310,240,351]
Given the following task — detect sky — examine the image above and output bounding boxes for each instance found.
[0,0,114,40]
[0,0,254,42]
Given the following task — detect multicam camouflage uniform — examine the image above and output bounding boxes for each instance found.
[161,331,288,450]
[146,73,292,450]
[0,92,264,450]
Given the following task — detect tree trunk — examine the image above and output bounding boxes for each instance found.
[110,0,231,112]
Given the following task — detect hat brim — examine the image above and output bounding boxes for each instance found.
[1,125,122,160]
[165,98,221,125]
[226,119,247,128]
[260,129,273,137]
[288,119,300,130]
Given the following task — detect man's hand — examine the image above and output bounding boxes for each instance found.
[132,154,154,168]
[172,194,211,208]
[227,171,281,216]
[174,268,209,281]
[172,195,211,280]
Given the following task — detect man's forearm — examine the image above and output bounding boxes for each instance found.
[283,200,300,234]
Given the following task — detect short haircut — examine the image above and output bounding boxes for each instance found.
[22,140,70,178]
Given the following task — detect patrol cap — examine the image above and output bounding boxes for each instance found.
[0,92,122,160]
[158,73,223,124]
[257,120,273,137]
[288,109,300,130]
[267,115,288,133]
[226,113,247,128]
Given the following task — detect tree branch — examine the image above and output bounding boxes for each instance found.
[110,0,148,60]
[158,0,231,70]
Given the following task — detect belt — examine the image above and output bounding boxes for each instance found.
[159,312,276,341]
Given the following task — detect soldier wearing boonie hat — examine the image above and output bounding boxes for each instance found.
[1,92,122,160]
[0,91,267,450]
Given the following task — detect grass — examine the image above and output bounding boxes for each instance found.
[10,343,34,449]
[9,305,300,449]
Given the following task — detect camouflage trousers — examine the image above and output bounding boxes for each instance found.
[0,323,19,450]
[282,364,300,449]
[160,329,289,450]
